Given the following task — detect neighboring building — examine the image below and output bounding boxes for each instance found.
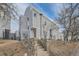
[19,5,61,40]
[0,10,11,39]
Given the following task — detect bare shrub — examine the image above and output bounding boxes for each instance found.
[47,40,78,56]
[21,38,36,56]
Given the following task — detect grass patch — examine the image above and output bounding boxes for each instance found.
[0,40,27,56]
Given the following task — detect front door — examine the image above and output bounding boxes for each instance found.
[31,28,36,38]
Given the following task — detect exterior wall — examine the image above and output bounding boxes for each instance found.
[30,6,56,39]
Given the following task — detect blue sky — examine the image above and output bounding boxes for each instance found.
[33,3,62,19]
[11,3,63,33]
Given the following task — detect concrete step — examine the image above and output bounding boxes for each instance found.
[36,43,49,56]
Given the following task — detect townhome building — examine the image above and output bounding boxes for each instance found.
[19,5,62,40]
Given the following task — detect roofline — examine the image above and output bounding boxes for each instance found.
[30,5,59,27]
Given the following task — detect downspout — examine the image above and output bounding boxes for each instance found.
[40,13,42,39]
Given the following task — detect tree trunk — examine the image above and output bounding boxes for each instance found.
[64,30,68,42]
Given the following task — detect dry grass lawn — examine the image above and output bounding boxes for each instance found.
[0,40,27,56]
[47,40,79,56]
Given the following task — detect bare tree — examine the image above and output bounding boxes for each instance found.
[57,3,79,42]
[0,3,18,28]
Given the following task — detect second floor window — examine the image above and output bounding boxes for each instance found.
[34,13,36,17]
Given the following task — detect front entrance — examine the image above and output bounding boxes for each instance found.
[31,28,36,38]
